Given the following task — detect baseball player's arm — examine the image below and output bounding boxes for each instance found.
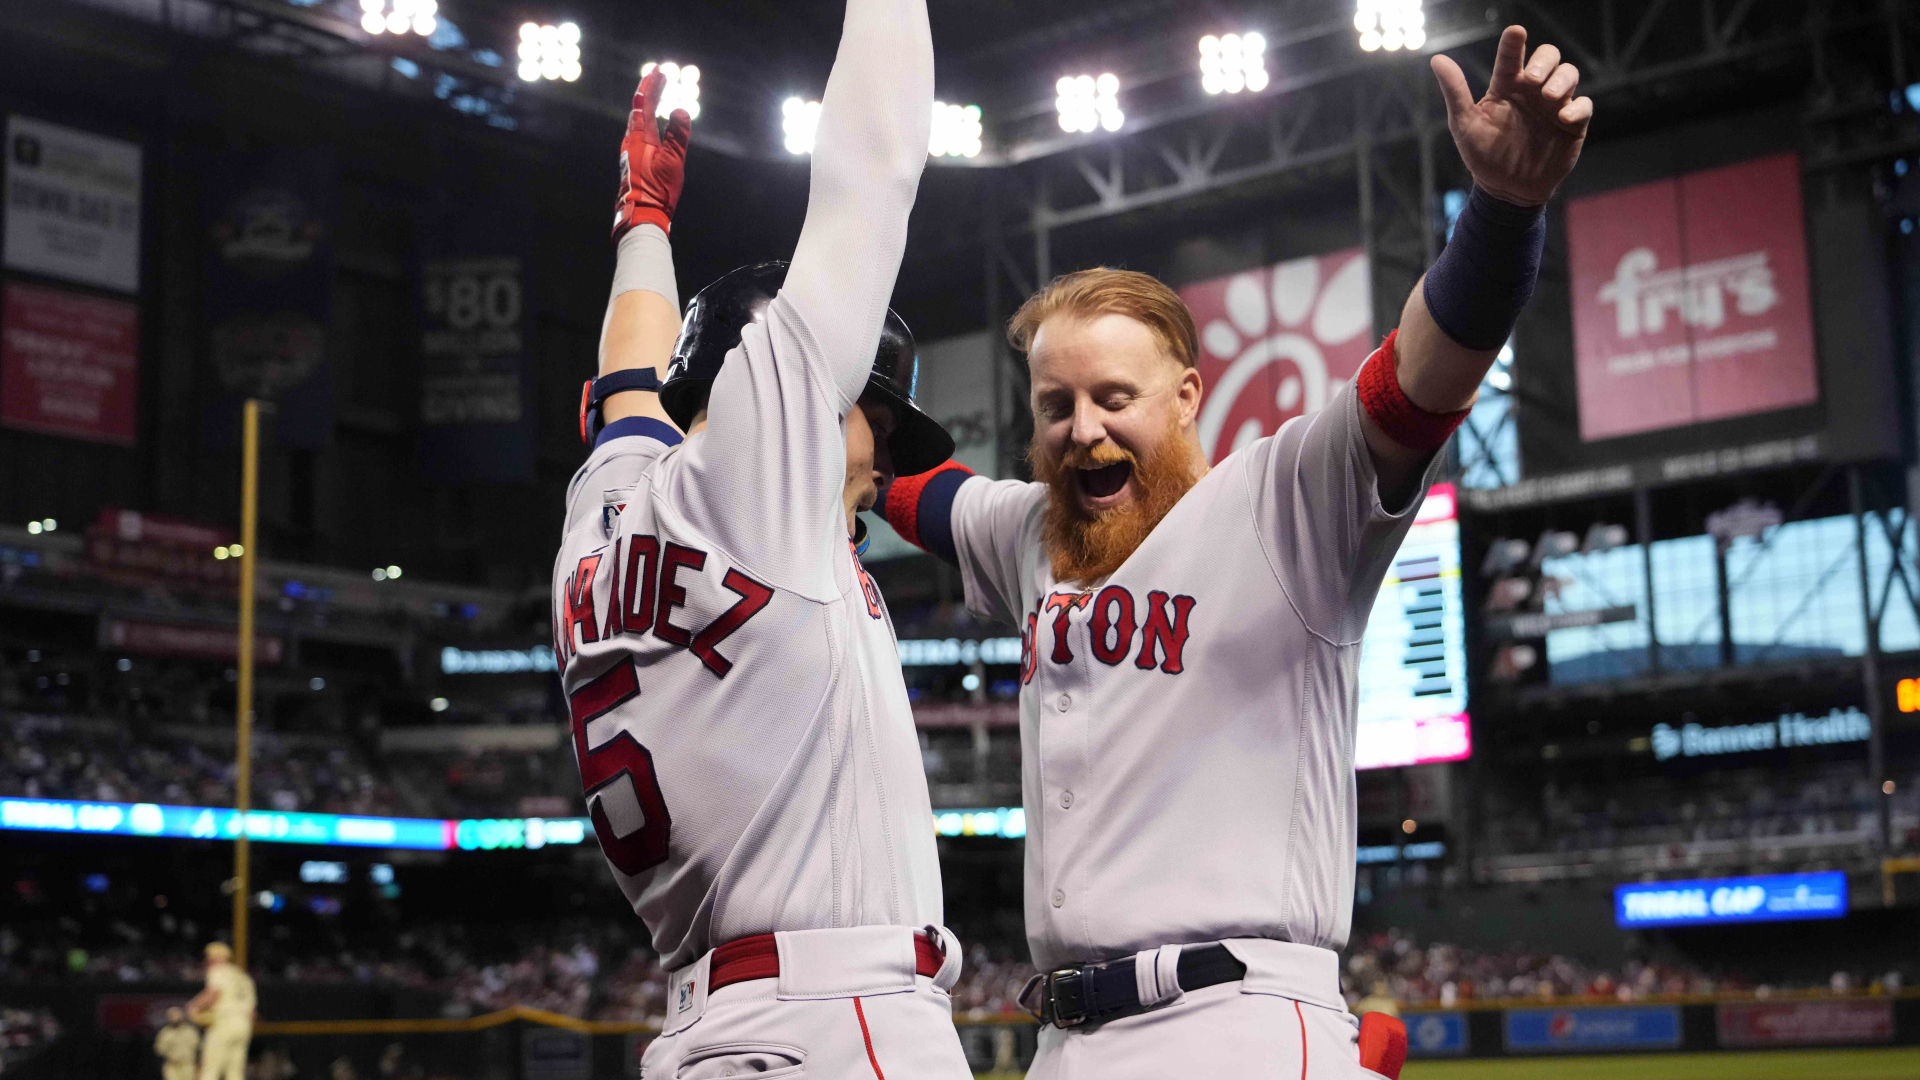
[673,0,931,592]
[1364,25,1590,504]
[595,70,691,435]
[779,0,934,404]
[883,464,1045,626]
[879,461,976,565]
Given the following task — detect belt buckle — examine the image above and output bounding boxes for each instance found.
[1045,967,1089,1028]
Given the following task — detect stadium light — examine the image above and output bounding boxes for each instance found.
[1355,0,1425,52]
[517,22,582,82]
[1056,73,1122,134]
[360,0,436,37]
[930,101,983,158]
[1199,33,1268,95]
[783,97,822,155]
[641,61,702,120]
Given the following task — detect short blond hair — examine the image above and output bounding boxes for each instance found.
[1008,268,1198,369]
[204,942,231,962]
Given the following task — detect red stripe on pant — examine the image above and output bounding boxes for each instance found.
[854,997,886,1080]
[1296,1000,1307,1080]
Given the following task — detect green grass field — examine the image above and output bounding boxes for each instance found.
[975,1047,1920,1080]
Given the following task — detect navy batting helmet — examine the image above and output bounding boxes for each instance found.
[659,262,955,476]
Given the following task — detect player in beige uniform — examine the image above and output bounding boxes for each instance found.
[154,1007,201,1080]
[879,27,1591,1079]
[552,0,970,1075]
[186,942,255,1080]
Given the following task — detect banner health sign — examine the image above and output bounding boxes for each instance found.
[1505,1006,1681,1052]
[1615,871,1847,929]
[1651,707,1869,762]
[1403,1012,1468,1057]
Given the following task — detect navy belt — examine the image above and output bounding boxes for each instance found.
[1019,944,1247,1029]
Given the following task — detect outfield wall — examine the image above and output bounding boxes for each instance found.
[1402,996,1919,1059]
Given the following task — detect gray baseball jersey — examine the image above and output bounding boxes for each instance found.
[946,365,1442,973]
[550,0,939,971]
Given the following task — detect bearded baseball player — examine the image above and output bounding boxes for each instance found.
[553,0,974,1075]
[878,26,1589,1078]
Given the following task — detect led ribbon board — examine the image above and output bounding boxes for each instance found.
[1614,871,1847,929]
[1354,483,1472,769]
[0,797,590,852]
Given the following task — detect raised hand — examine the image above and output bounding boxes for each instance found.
[613,68,693,241]
[1431,25,1592,207]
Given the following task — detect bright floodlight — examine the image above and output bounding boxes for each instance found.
[1355,0,1425,52]
[783,97,822,155]
[518,21,582,82]
[1056,73,1122,134]
[641,61,702,120]
[1200,32,1269,94]
[360,0,436,36]
[929,101,983,158]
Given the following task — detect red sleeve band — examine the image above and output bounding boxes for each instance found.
[884,460,974,551]
[1356,330,1472,452]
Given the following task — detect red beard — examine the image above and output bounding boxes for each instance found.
[1028,417,1206,584]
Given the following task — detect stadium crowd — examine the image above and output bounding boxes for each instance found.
[0,710,577,820]
[1482,762,1920,856]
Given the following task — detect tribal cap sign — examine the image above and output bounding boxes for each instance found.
[1566,153,1817,441]
[1178,248,1373,466]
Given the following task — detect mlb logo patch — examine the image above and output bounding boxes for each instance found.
[678,978,696,1013]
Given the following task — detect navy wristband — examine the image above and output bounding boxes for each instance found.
[1421,186,1547,351]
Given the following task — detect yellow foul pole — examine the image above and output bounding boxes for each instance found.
[233,398,261,968]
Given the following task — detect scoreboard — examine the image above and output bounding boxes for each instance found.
[1353,483,1472,770]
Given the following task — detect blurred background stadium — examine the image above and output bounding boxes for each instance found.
[4,0,1920,1076]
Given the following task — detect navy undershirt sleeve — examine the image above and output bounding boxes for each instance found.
[595,415,684,451]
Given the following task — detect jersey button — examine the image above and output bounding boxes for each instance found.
[1052,889,1065,908]
[1056,694,1072,713]
[1059,790,1074,809]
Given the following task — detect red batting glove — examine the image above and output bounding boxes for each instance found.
[613,69,692,241]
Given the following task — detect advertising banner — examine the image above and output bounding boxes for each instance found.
[1614,871,1847,929]
[96,995,191,1035]
[417,247,536,481]
[85,508,240,595]
[201,147,335,449]
[4,115,142,293]
[1403,1011,1469,1057]
[1504,1006,1681,1052]
[102,619,283,665]
[1,280,139,444]
[1178,248,1373,466]
[1566,153,1817,441]
[1716,1000,1892,1047]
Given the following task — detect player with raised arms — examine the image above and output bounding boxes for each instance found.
[552,0,971,1073]
[877,26,1591,1078]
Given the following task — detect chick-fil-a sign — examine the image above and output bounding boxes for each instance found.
[1179,248,1374,466]
[1566,153,1817,441]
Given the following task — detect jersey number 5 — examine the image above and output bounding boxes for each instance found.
[567,658,671,875]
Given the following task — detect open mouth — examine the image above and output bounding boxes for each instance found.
[1075,460,1133,500]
